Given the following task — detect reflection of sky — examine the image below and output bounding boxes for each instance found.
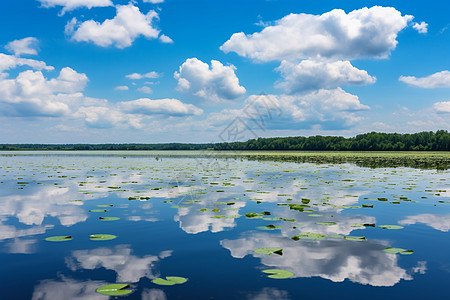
[221,232,412,287]
[66,245,172,282]
[32,277,107,300]
[399,214,450,232]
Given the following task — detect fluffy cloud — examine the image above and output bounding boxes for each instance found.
[0,53,53,73]
[399,70,450,88]
[120,98,203,116]
[114,85,129,91]
[0,67,87,117]
[243,89,369,130]
[276,59,376,94]
[38,0,113,14]
[5,37,39,57]
[174,58,246,101]
[66,4,160,48]
[221,6,413,62]
[126,71,160,80]
[143,0,165,3]
[413,21,428,34]
[433,101,450,113]
[399,214,450,232]
[75,105,143,129]
[159,34,173,43]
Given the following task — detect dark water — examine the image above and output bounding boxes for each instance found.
[0,152,449,299]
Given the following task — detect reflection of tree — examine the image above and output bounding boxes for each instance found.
[66,245,172,282]
[221,232,413,287]
[399,214,450,232]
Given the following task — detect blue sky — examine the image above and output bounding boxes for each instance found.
[0,0,449,143]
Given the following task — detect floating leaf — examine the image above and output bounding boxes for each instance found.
[97,204,113,207]
[245,213,262,218]
[96,284,132,296]
[45,235,72,242]
[262,269,294,279]
[89,209,107,212]
[152,276,188,286]
[362,204,373,208]
[89,234,117,241]
[292,232,327,240]
[99,217,120,221]
[257,225,282,230]
[254,247,283,255]
[308,214,323,217]
[383,247,414,255]
[315,222,336,226]
[379,225,404,230]
[345,236,366,241]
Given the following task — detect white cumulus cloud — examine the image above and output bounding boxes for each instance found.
[126,71,160,80]
[399,70,450,88]
[246,89,370,130]
[276,59,376,94]
[0,66,88,117]
[114,85,129,91]
[66,4,160,48]
[399,214,450,232]
[413,21,428,34]
[0,53,53,73]
[433,101,450,113]
[120,98,203,116]
[38,0,113,14]
[221,6,413,62]
[174,58,246,102]
[5,37,39,57]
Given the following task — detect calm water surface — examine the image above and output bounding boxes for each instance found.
[0,152,449,299]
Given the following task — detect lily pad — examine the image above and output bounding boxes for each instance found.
[254,247,283,255]
[315,222,336,226]
[152,276,188,286]
[292,232,327,240]
[383,247,414,255]
[96,284,132,296]
[97,204,113,207]
[257,225,282,230]
[45,235,72,242]
[262,269,294,279]
[99,217,120,221]
[345,236,366,241]
[89,234,117,241]
[89,209,107,212]
[379,225,404,230]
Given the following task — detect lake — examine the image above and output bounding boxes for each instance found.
[0,151,449,299]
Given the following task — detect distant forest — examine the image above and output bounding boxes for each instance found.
[1,130,449,151]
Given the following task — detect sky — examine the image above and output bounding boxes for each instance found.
[0,0,449,144]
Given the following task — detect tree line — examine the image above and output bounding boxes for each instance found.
[1,130,449,151]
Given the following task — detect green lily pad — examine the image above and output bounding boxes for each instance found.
[89,234,117,241]
[97,204,113,207]
[315,222,336,226]
[345,236,366,241]
[152,276,188,286]
[96,284,132,296]
[383,247,414,255]
[262,269,294,279]
[292,232,327,240]
[89,209,107,212]
[308,214,323,217]
[256,225,282,230]
[254,247,283,255]
[99,217,120,221]
[379,225,404,230]
[45,235,72,242]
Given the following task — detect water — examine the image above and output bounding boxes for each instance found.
[0,151,449,299]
